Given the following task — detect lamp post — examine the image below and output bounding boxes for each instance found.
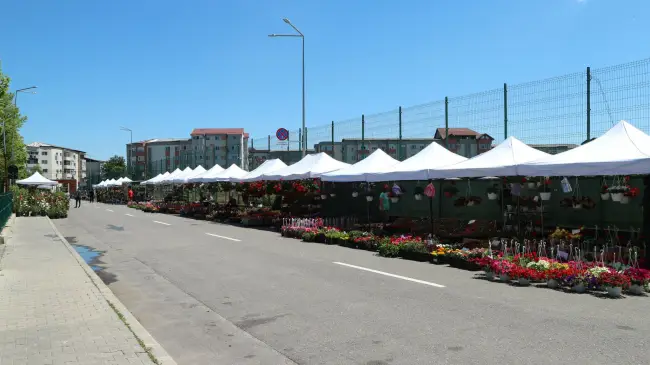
[119,127,133,179]
[269,18,306,157]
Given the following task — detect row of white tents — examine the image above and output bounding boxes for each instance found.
[126,120,650,186]
[93,177,133,188]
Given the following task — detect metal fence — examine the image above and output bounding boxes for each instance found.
[0,192,13,230]
[251,57,650,151]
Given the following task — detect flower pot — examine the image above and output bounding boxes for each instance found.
[547,279,559,289]
[487,192,498,200]
[365,196,374,202]
[390,197,399,203]
[414,194,422,201]
[628,284,644,295]
[539,192,551,201]
[499,274,510,282]
[466,201,475,207]
[352,192,359,198]
[320,194,327,200]
[518,278,531,286]
[606,286,623,297]
[620,196,630,204]
[572,283,586,293]
[330,193,336,198]
[600,193,610,201]
[527,182,536,189]
[484,271,494,280]
[572,204,582,210]
[611,192,623,202]
[506,205,513,212]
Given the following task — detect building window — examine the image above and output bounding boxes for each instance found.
[41,151,47,155]
[41,160,48,164]
[43,169,48,173]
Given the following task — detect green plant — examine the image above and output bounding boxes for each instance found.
[302,231,316,242]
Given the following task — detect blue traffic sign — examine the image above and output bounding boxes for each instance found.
[276,128,289,141]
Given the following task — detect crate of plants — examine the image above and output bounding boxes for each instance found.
[392,235,431,262]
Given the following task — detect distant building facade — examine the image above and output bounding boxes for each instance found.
[27,142,86,185]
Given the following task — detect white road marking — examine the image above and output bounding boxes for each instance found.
[153,221,171,226]
[333,262,445,288]
[125,213,134,217]
[205,233,241,242]
[106,209,114,212]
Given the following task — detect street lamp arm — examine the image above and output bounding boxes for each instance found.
[268,34,303,38]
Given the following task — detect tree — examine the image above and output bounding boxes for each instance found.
[101,155,126,180]
[0,65,29,190]
[27,164,42,175]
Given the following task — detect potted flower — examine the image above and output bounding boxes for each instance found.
[545,263,569,289]
[491,259,515,282]
[486,185,499,200]
[608,186,624,202]
[352,190,359,198]
[600,184,610,200]
[624,268,650,295]
[621,186,639,205]
[443,185,459,198]
[413,186,424,201]
[365,192,374,202]
[538,178,552,201]
[523,177,537,190]
[388,191,400,204]
[472,256,495,280]
[598,271,630,297]
[509,266,538,286]
[562,267,588,293]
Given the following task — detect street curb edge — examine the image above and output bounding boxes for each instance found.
[46,217,178,365]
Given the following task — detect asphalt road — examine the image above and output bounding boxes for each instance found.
[54,202,650,365]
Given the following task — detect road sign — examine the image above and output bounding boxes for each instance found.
[276,128,289,141]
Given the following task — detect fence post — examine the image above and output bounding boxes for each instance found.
[304,128,308,152]
[444,97,449,148]
[586,66,591,141]
[331,121,335,152]
[361,114,365,152]
[503,83,508,139]
[398,106,403,160]
[267,135,271,151]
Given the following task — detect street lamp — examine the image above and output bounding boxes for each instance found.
[269,18,306,157]
[119,127,133,179]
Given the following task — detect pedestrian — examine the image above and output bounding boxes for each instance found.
[89,189,95,203]
[75,189,82,208]
[128,187,134,202]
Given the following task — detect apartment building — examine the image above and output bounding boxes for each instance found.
[27,142,86,183]
[529,144,578,155]
[248,149,315,170]
[84,157,104,187]
[433,128,494,158]
[312,142,343,161]
[127,138,191,179]
[190,128,249,170]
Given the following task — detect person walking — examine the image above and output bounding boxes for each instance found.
[128,187,134,202]
[89,189,94,203]
[74,189,82,208]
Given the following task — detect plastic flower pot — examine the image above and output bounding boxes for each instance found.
[487,192,498,200]
[320,194,328,200]
[628,284,644,295]
[606,286,623,297]
[539,192,551,201]
[499,274,510,282]
[484,271,494,280]
[352,191,359,198]
[414,194,422,201]
[466,201,475,207]
[572,283,586,293]
[390,197,399,203]
[547,279,559,289]
[527,182,536,189]
[365,196,374,202]
[600,193,610,200]
[330,193,336,198]
[572,203,582,210]
[620,196,630,204]
[611,192,623,202]
[518,278,531,286]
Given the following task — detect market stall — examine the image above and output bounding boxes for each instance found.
[261,152,350,180]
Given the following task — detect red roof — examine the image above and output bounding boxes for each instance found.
[435,128,480,139]
[191,128,248,138]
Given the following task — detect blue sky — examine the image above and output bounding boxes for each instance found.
[2,0,649,160]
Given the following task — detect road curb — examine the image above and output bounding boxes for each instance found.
[47,217,178,365]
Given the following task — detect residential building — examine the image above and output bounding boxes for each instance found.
[529,144,578,155]
[313,142,343,161]
[26,142,86,184]
[128,138,191,179]
[434,128,494,158]
[248,149,315,170]
[190,128,250,170]
[84,157,104,187]
[337,138,436,163]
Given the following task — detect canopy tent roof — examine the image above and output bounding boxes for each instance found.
[365,142,468,182]
[170,166,206,184]
[188,164,225,183]
[236,159,288,182]
[322,149,400,182]
[121,177,133,183]
[142,173,162,185]
[16,172,58,186]
[156,168,183,184]
[433,136,551,178]
[519,120,650,176]
[201,164,248,182]
[142,171,170,185]
[262,153,350,181]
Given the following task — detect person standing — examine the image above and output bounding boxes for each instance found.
[128,187,134,202]
[378,185,391,223]
[89,189,95,203]
[75,189,82,208]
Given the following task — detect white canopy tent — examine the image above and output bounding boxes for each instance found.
[236,159,288,182]
[201,164,248,182]
[365,142,468,182]
[121,177,133,183]
[16,172,58,186]
[519,120,650,176]
[172,166,206,184]
[142,173,162,185]
[155,168,183,184]
[262,153,350,181]
[322,149,400,182]
[143,171,170,185]
[188,164,225,183]
[433,136,551,178]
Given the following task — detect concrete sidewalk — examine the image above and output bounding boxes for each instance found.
[0,217,176,365]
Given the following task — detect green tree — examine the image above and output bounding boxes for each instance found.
[101,155,126,180]
[0,65,29,189]
[27,164,43,175]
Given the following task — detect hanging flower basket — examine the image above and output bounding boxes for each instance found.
[527,182,536,189]
[600,193,610,200]
[611,192,623,202]
[413,186,424,201]
[320,194,328,200]
[414,194,422,201]
[390,197,399,203]
[487,192,498,200]
[572,203,582,210]
[539,192,551,201]
[330,193,336,198]
[366,195,374,202]
[352,191,359,198]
